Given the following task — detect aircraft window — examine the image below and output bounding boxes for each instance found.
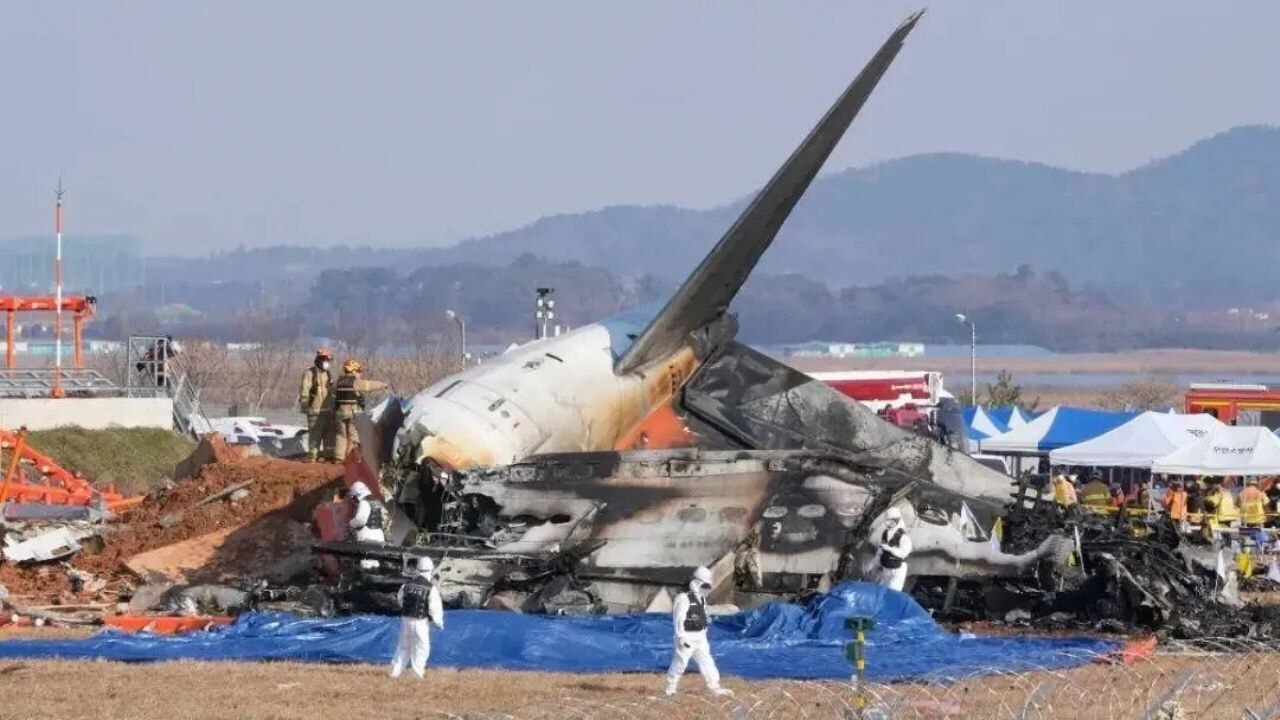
[720,507,748,522]
[548,514,572,525]
[677,507,708,523]
[762,506,789,519]
[797,504,826,519]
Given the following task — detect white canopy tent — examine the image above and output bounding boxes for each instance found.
[1150,425,1280,476]
[1048,411,1224,469]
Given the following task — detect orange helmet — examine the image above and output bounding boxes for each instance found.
[315,347,334,359]
[343,359,362,373]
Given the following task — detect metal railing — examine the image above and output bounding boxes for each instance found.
[0,368,120,398]
[125,335,212,437]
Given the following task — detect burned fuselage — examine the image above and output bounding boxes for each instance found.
[319,11,1077,614]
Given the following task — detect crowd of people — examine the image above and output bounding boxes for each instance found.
[1048,469,1280,538]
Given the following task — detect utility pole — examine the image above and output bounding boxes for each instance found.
[954,312,976,405]
[53,179,65,398]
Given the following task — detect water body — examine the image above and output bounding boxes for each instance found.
[950,372,1280,388]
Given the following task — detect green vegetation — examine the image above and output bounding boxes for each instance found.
[23,428,196,497]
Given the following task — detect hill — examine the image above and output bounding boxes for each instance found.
[413,125,1280,306]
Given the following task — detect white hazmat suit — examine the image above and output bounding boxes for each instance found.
[389,556,444,679]
[875,508,913,592]
[664,566,732,697]
[348,481,386,570]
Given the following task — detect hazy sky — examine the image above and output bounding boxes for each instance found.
[3,1,1278,254]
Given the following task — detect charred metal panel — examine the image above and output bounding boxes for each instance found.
[681,342,1016,507]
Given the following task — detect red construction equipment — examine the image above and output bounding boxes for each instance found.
[0,428,143,512]
[0,295,97,371]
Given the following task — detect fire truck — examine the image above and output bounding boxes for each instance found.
[809,370,966,448]
[1184,383,1280,428]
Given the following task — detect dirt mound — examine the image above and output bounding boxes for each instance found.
[73,456,342,578]
[0,563,72,601]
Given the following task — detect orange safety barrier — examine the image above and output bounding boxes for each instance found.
[104,615,234,635]
[0,428,144,511]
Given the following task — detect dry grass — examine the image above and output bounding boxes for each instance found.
[789,348,1280,376]
[0,652,1276,719]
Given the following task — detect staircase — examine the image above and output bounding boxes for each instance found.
[125,335,213,438]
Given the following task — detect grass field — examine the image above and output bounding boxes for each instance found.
[23,427,196,496]
[0,653,1275,719]
[788,348,1280,377]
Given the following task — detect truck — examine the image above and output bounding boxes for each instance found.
[808,370,968,451]
[1184,382,1280,428]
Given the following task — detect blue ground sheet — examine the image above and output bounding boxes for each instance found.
[0,582,1116,681]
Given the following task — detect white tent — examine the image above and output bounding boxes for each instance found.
[1150,425,1280,476]
[1048,411,1224,468]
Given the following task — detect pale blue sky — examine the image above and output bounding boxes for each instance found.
[2,1,1277,254]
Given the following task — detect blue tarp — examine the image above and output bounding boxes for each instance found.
[0,583,1115,681]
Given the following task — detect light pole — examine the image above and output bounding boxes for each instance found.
[534,288,555,340]
[445,309,466,367]
[954,313,976,405]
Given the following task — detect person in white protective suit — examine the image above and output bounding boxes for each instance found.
[389,556,444,678]
[875,507,913,592]
[664,566,734,697]
[347,481,386,570]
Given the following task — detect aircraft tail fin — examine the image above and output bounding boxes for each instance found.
[616,10,923,374]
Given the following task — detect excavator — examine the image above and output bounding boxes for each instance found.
[314,10,1072,616]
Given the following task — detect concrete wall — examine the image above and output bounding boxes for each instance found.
[0,397,173,431]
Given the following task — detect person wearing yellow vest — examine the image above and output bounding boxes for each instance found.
[1205,481,1239,534]
[1239,477,1267,528]
[1081,475,1111,512]
[1052,473,1078,507]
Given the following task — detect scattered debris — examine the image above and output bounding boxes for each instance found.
[3,528,84,564]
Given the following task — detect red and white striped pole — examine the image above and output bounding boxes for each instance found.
[53,179,64,398]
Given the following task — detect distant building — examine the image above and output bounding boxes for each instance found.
[0,235,144,294]
[784,341,925,359]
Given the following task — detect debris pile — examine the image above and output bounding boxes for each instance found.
[1,434,342,628]
[939,501,1280,641]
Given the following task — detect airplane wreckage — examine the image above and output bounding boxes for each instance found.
[305,12,1268,635]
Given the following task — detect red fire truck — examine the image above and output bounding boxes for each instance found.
[807,371,942,413]
[1184,383,1280,427]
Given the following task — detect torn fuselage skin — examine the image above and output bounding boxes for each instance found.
[380,448,1062,613]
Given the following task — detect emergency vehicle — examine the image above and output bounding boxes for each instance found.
[1184,383,1280,428]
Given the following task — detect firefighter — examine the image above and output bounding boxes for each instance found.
[664,566,733,697]
[1081,474,1111,513]
[1051,473,1078,507]
[1240,477,1267,528]
[1205,480,1239,534]
[1108,484,1125,511]
[332,359,389,462]
[1164,480,1188,530]
[875,507,913,592]
[298,348,335,462]
[348,481,387,570]
[389,556,444,679]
